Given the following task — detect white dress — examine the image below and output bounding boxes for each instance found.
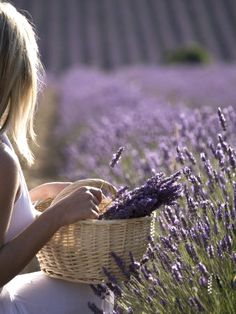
[0,134,113,314]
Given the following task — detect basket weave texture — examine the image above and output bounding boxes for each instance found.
[36,180,154,284]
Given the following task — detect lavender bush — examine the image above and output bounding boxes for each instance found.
[49,65,236,313]
[93,109,236,313]
[89,108,236,313]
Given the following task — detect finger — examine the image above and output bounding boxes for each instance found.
[85,190,100,206]
[89,200,99,213]
[79,179,117,197]
[87,187,103,203]
[93,180,118,196]
[78,186,88,193]
[87,209,99,219]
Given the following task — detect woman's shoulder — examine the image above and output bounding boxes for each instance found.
[0,141,19,179]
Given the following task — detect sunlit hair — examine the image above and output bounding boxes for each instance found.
[0,2,43,165]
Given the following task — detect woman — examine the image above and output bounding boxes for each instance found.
[0,2,113,313]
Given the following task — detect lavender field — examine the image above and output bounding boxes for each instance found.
[45,64,236,313]
[53,64,236,182]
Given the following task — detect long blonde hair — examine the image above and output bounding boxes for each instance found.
[0,2,43,165]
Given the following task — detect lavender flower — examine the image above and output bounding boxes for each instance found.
[127,307,134,314]
[109,147,125,168]
[102,267,118,285]
[87,302,104,314]
[99,171,182,220]
[207,245,214,258]
[185,243,199,262]
[128,251,140,275]
[199,276,208,287]
[228,147,236,169]
[171,264,183,283]
[232,252,236,264]
[218,107,227,131]
[111,252,130,279]
[176,146,185,164]
[184,147,196,165]
[116,186,129,197]
[198,262,209,276]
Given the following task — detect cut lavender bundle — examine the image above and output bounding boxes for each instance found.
[99,171,182,220]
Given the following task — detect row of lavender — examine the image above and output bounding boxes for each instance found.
[13,0,236,71]
[55,64,236,183]
[51,65,236,313]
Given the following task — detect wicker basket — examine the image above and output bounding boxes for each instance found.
[36,179,154,284]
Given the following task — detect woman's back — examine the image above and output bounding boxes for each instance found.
[1,134,36,244]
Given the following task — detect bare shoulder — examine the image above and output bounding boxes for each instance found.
[0,142,19,246]
[0,142,19,194]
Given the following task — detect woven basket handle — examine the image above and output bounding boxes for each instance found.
[51,178,117,205]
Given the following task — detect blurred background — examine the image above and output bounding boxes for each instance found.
[8,2,236,304]
[11,0,236,71]
[9,0,236,275]
[9,0,236,187]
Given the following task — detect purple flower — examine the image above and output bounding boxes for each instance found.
[176,146,185,164]
[100,171,182,220]
[207,245,214,258]
[223,234,233,253]
[198,262,209,276]
[128,251,140,275]
[228,147,236,169]
[232,252,236,264]
[110,252,130,279]
[160,298,167,307]
[102,267,118,285]
[218,107,227,131]
[218,134,228,153]
[171,264,183,283]
[127,307,134,314]
[90,284,109,299]
[184,147,196,165]
[106,282,122,298]
[109,147,125,168]
[217,242,223,259]
[87,302,104,314]
[199,276,208,287]
[185,243,199,262]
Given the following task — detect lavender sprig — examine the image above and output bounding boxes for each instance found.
[217,107,227,131]
[87,302,104,314]
[109,147,125,168]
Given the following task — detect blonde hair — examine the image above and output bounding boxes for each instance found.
[0,2,43,165]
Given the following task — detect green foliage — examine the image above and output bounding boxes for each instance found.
[164,44,211,64]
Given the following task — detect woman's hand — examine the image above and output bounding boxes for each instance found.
[52,178,117,202]
[50,186,103,227]
[29,182,72,203]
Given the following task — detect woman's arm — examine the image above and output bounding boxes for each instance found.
[0,148,102,287]
[0,205,62,286]
[29,182,72,203]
